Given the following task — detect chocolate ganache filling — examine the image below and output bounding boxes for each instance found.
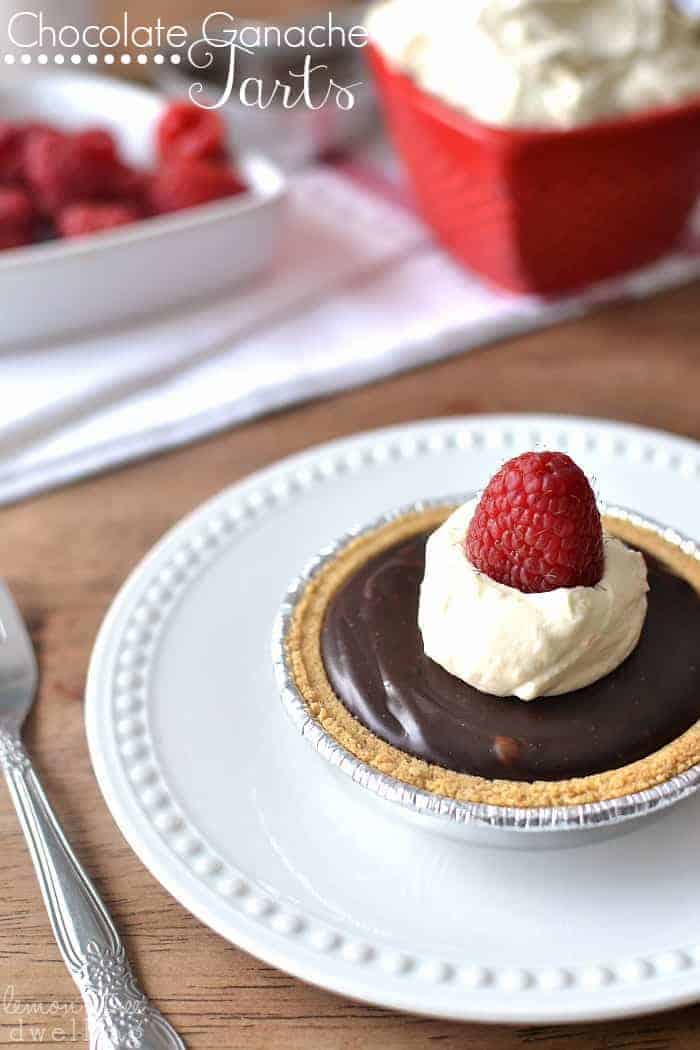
[320,531,700,782]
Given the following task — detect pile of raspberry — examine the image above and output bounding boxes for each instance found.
[0,102,245,250]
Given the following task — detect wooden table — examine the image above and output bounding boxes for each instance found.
[2,282,700,1049]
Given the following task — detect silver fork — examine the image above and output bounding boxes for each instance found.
[0,581,186,1050]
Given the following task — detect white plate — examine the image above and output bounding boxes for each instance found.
[86,414,700,1024]
[0,71,286,346]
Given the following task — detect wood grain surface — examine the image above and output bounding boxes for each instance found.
[2,282,700,1048]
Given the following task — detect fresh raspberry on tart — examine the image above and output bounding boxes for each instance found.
[465,451,604,593]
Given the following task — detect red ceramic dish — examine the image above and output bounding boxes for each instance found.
[368,42,700,295]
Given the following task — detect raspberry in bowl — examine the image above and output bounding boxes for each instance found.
[0,101,245,249]
[366,0,700,295]
[0,72,286,345]
[274,451,700,847]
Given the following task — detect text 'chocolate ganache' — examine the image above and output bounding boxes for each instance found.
[320,531,700,782]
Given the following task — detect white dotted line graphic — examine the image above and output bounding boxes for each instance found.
[2,52,182,65]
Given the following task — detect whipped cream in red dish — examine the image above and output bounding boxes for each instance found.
[367,0,700,128]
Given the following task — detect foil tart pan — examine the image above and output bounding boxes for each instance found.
[272,500,700,848]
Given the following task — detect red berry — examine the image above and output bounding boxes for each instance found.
[0,228,30,249]
[465,451,604,593]
[0,186,34,249]
[111,164,152,211]
[156,101,228,164]
[57,202,141,238]
[0,185,33,226]
[75,128,121,181]
[150,158,245,214]
[0,121,24,183]
[24,126,122,216]
[23,128,69,214]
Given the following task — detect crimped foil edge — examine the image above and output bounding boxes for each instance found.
[272,498,700,833]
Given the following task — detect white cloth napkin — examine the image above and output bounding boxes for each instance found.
[3,160,700,506]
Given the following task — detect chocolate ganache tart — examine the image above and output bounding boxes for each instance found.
[278,452,700,811]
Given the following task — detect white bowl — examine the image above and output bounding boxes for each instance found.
[0,70,286,346]
[273,501,700,850]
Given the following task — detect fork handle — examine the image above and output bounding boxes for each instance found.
[0,727,185,1050]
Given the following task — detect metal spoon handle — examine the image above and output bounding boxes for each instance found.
[0,726,185,1050]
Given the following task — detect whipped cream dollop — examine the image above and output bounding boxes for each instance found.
[418,499,649,700]
[367,0,700,128]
